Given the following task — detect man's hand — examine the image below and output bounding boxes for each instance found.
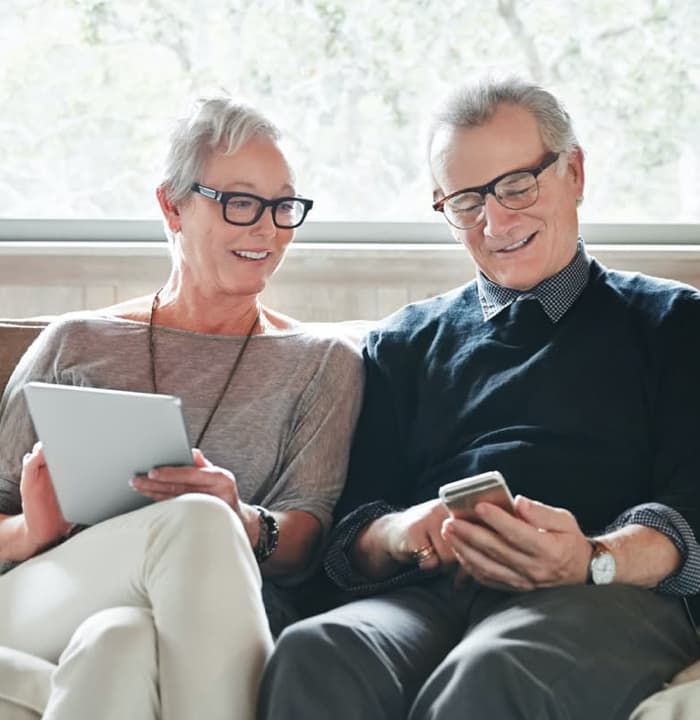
[442,495,592,592]
[384,498,460,569]
[350,498,456,580]
[19,443,73,557]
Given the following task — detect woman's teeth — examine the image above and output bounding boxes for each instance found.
[233,250,270,260]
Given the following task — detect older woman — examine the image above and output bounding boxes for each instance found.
[0,95,363,720]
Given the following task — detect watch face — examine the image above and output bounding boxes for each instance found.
[591,551,616,585]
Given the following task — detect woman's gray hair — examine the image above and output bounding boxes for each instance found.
[161,94,281,206]
[428,75,579,157]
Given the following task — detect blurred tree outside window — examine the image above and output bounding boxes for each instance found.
[1,0,698,225]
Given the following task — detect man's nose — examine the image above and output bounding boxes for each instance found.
[482,194,520,237]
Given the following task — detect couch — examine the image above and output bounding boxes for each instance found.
[0,320,57,718]
[1,317,699,719]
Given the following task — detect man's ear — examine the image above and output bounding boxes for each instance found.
[567,146,585,201]
[156,185,181,233]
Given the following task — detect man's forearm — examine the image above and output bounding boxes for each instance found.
[598,524,682,588]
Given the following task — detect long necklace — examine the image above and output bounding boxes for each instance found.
[148,288,259,448]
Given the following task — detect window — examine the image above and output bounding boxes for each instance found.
[2,0,698,230]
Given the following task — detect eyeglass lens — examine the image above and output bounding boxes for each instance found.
[224,196,306,228]
[445,171,540,229]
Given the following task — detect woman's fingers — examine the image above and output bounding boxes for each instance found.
[131,463,239,507]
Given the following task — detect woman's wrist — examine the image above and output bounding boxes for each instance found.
[0,513,40,562]
[239,502,261,548]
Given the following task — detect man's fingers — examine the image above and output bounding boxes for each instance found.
[513,495,577,533]
[451,540,534,592]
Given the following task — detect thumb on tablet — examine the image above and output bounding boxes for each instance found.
[192,448,212,468]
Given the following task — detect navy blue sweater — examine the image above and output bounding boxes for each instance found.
[334,260,700,598]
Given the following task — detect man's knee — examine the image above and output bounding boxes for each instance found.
[267,616,351,681]
[411,637,555,720]
[260,614,411,720]
[258,618,342,718]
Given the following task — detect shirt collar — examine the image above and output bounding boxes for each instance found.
[476,238,591,323]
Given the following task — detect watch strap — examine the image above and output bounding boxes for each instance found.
[585,538,599,585]
[253,505,279,563]
[586,538,615,585]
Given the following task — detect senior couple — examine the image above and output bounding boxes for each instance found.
[1,76,699,720]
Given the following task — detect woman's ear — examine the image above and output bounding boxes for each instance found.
[156,185,181,233]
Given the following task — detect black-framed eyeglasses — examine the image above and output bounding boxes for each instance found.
[432,151,560,230]
[191,183,314,229]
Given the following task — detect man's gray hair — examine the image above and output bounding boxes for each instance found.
[161,94,281,206]
[428,75,579,156]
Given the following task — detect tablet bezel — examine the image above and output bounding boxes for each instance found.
[23,381,194,524]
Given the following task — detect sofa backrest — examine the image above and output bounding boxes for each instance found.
[0,318,373,401]
[0,320,50,399]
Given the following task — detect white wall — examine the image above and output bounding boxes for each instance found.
[2,242,700,320]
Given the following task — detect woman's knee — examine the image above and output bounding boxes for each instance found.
[61,606,156,664]
[152,493,249,552]
[46,608,159,719]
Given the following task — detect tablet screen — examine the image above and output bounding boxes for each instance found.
[24,382,193,524]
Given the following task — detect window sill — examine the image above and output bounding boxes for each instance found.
[1,236,699,319]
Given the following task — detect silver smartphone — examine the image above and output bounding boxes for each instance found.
[438,471,515,521]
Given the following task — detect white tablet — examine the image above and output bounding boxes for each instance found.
[23,382,194,525]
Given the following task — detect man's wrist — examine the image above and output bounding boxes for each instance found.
[350,514,403,579]
[584,526,682,588]
[585,537,617,585]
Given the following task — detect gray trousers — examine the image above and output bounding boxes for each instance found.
[258,578,700,720]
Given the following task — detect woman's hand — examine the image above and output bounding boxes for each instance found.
[19,442,73,556]
[441,495,592,592]
[130,448,260,544]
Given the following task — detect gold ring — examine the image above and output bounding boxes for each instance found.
[411,544,436,564]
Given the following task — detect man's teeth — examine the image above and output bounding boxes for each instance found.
[503,234,534,252]
[233,250,269,260]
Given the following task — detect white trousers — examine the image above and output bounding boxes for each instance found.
[629,661,700,720]
[0,494,275,720]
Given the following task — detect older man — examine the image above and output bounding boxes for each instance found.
[259,77,700,720]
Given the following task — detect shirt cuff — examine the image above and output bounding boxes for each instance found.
[324,500,429,595]
[606,502,700,596]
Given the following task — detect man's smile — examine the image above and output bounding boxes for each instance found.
[497,231,537,253]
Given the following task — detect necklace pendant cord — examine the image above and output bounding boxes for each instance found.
[148,289,260,448]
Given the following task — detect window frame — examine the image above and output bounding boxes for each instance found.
[1,219,699,245]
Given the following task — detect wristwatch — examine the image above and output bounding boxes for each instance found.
[586,538,616,585]
[253,505,279,563]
